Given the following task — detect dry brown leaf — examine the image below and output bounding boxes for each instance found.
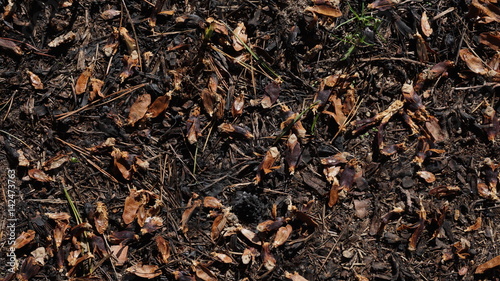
[255,147,280,183]
[75,68,91,95]
[186,106,202,145]
[328,183,339,207]
[353,199,370,219]
[17,149,30,167]
[119,27,137,53]
[211,213,227,241]
[262,242,276,271]
[470,0,500,23]
[203,196,223,209]
[89,78,105,101]
[110,244,129,266]
[272,224,293,247]
[109,230,138,244]
[53,220,70,249]
[181,198,202,233]
[0,38,23,55]
[13,230,36,249]
[128,94,151,126]
[120,50,139,82]
[368,0,394,11]
[193,262,217,281]
[101,9,121,20]
[122,189,143,224]
[416,171,436,183]
[285,133,301,175]
[242,247,259,264]
[28,169,52,182]
[305,5,342,17]
[211,252,234,263]
[104,27,120,57]
[111,148,134,180]
[477,182,499,200]
[48,31,76,48]
[42,153,70,171]
[262,81,280,108]
[206,18,229,35]
[126,264,161,279]
[155,236,170,264]
[94,202,108,234]
[232,22,247,52]
[257,218,285,232]
[459,48,489,75]
[475,255,500,274]
[30,247,46,266]
[27,70,43,90]
[480,31,500,51]
[146,94,171,119]
[232,94,245,117]
[285,271,309,281]
[240,228,261,245]
[465,217,482,232]
[141,216,163,234]
[218,123,254,139]
[45,212,71,221]
[17,256,41,281]
[355,273,370,281]
[421,11,433,37]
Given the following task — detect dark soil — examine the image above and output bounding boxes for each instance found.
[1,0,500,280]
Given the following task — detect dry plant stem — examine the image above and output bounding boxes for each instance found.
[2,92,15,121]
[0,129,31,149]
[120,0,142,71]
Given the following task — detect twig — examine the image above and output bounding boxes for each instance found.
[121,0,143,71]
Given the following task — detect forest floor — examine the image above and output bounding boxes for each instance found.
[1,0,500,280]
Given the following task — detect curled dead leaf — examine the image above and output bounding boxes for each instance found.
[155,236,170,264]
[13,230,36,249]
[232,94,245,117]
[475,255,500,274]
[459,48,489,75]
[261,242,276,271]
[232,22,247,52]
[305,5,342,17]
[94,202,108,234]
[262,81,280,108]
[240,228,261,245]
[416,171,436,183]
[211,252,234,264]
[27,70,43,90]
[218,123,254,139]
[110,244,129,266]
[465,217,482,232]
[181,198,202,233]
[126,264,161,279]
[368,0,394,11]
[285,133,301,175]
[28,169,52,182]
[186,106,202,145]
[128,93,151,126]
[421,11,433,37]
[211,213,227,241]
[75,68,92,95]
[146,94,171,119]
[101,9,121,20]
[203,196,223,209]
[272,224,293,247]
[285,271,309,281]
[48,31,76,48]
[255,147,280,184]
[257,217,285,232]
[89,78,105,101]
[42,153,70,171]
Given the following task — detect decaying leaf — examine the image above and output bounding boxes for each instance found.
[119,27,137,54]
[110,244,129,266]
[181,196,202,233]
[193,261,217,281]
[201,74,219,116]
[211,212,227,240]
[203,196,223,209]
[109,230,138,244]
[122,189,159,225]
[94,202,108,234]
[240,228,261,245]
[421,11,433,37]
[211,252,234,263]
[482,106,500,142]
[48,31,76,47]
[262,81,280,108]
[232,22,247,52]
[281,105,307,140]
[353,199,370,219]
[126,264,161,279]
[128,93,151,126]
[469,0,500,23]
[285,271,309,281]
[75,67,92,95]
[305,5,342,18]
[465,217,482,232]
[16,256,41,281]
[0,38,23,55]
[26,70,43,90]
[141,216,163,234]
[261,242,276,271]
[120,50,140,82]
[408,202,426,251]
[368,0,394,11]
[255,147,280,184]
[475,255,500,274]
[459,48,489,76]
[186,105,202,145]
[104,27,120,56]
[429,185,461,198]
[328,183,339,207]
[89,78,105,101]
[416,171,436,183]
[272,224,293,247]
[30,247,46,266]
[218,123,254,139]
[28,169,53,182]
[285,133,301,175]
[13,229,36,249]
[242,247,260,264]
[257,217,285,232]
[101,9,121,20]
[232,94,245,117]
[111,148,139,180]
[146,94,171,119]
[174,271,196,281]
[155,236,170,264]
[42,153,70,171]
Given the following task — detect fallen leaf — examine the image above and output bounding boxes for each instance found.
[328,183,339,207]
[459,48,489,75]
[285,133,301,175]
[262,81,280,108]
[94,202,108,234]
[305,5,342,17]
[119,27,137,53]
[120,50,139,82]
[480,31,500,51]
[122,189,144,224]
[232,94,245,117]
[255,147,280,183]
[109,230,138,244]
[181,198,202,233]
[272,225,293,247]
[421,11,433,37]
[240,228,261,245]
[155,236,170,264]
[126,264,161,279]
[101,9,121,20]
[89,78,105,101]
[13,230,36,249]
[146,94,171,118]
[75,67,92,95]
[211,213,227,240]
[203,196,223,209]
[232,22,247,52]
[103,27,120,56]
[218,123,254,139]
[353,199,370,219]
[193,261,217,281]
[186,106,202,145]
[141,216,163,234]
[17,256,41,281]
[110,244,129,266]
[416,171,436,183]
[211,252,234,263]
[465,217,482,232]
[0,37,23,55]
[42,153,70,171]
[28,169,52,182]
[262,242,276,271]
[48,31,76,47]
[257,218,285,232]
[128,93,151,126]
[368,0,394,11]
[475,255,500,274]
[30,247,46,265]
[285,271,309,281]
[26,70,43,90]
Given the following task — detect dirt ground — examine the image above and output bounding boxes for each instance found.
[1,0,500,280]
